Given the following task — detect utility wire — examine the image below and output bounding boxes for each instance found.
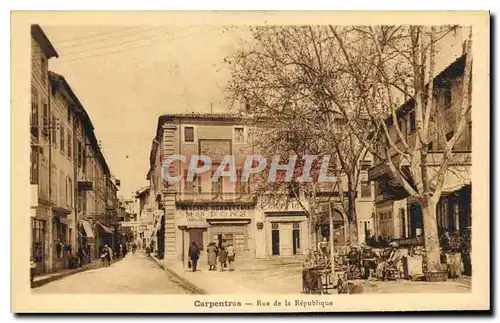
[57,26,222,64]
[60,25,196,57]
[51,26,141,44]
[56,26,165,50]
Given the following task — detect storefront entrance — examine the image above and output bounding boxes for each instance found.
[271,224,280,255]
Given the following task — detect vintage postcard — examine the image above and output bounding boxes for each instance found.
[11,11,490,312]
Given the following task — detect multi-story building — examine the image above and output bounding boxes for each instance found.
[134,185,154,248]
[30,25,119,274]
[368,54,472,243]
[145,113,375,269]
[30,25,59,274]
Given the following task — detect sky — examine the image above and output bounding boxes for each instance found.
[43,25,251,197]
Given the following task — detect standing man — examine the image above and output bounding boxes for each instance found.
[189,242,200,272]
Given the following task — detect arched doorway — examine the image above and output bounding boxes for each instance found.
[315,205,347,246]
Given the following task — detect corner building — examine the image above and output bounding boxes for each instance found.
[147,114,312,269]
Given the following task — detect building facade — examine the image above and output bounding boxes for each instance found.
[30,25,59,274]
[368,54,472,244]
[146,113,376,269]
[30,25,119,274]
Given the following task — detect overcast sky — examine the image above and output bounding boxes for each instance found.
[43,25,251,197]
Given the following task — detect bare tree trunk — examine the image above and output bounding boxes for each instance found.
[347,181,358,245]
[329,202,335,275]
[422,198,441,272]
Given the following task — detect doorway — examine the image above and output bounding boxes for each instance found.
[292,222,300,255]
[189,228,204,250]
[271,223,280,255]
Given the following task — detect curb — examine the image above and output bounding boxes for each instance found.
[31,258,123,289]
[147,254,207,295]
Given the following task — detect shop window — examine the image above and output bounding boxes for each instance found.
[235,233,245,250]
[184,126,194,143]
[32,219,46,264]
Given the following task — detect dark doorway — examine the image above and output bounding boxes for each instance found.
[271,224,280,256]
[292,223,300,255]
[189,228,204,250]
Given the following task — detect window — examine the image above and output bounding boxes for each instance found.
[82,147,87,172]
[42,104,49,137]
[67,105,71,123]
[444,82,453,109]
[41,57,47,85]
[236,169,249,194]
[30,146,39,184]
[51,116,57,145]
[234,127,245,143]
[397,119,406,140]
[67,131,72,158]
[361,180,371,198]
[446,131,454,141]
[68,178,73,206]
[211,171,223,195]
[409,111,416,133]
[427,141,433,151]
[359,160,371,171]
[184,126,194,142]
[60,126,65,154]
[31,87,39,138]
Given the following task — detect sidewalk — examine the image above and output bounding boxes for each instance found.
[31,257,123,288]
[150,254,472,294]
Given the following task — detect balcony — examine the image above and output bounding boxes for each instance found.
[369,151,472,181]
[175,192,256,206]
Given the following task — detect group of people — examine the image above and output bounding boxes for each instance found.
[188,242,236,272]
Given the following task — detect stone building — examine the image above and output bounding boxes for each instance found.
[145,113,376,269]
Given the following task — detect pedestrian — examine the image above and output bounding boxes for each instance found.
[77,246,86,267]
[189,242,200,272]
[218,245,228,271]
[206,242,218,271]
[100,245,107,267]
[226,244,236,271]
[132,242,137,255]
[106,245,113,267]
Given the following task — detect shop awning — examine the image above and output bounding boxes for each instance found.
[206,219,251,225]
[80,220,94,238]
[97,222,114,234]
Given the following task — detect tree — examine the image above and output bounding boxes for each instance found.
[325,25,472,272]
[225,26,373,246]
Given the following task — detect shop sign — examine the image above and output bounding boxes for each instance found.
[179,204,251,222]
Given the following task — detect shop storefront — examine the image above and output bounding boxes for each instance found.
[264,211,308,257]
[176,203,254,268]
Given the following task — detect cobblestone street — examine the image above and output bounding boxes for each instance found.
[32,252,195,294]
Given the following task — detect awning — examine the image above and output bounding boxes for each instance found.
[80,220,95,238]
[206,218,251,225]
[97,222,114,234]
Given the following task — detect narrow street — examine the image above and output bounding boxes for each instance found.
[32,252,195,294]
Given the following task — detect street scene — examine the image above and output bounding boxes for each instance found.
[29,21,474,295]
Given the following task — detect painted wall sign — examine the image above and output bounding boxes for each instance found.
[179,204,251,222]
[199,139,231,162]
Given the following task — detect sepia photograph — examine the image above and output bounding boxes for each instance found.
[11,10,490,312]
